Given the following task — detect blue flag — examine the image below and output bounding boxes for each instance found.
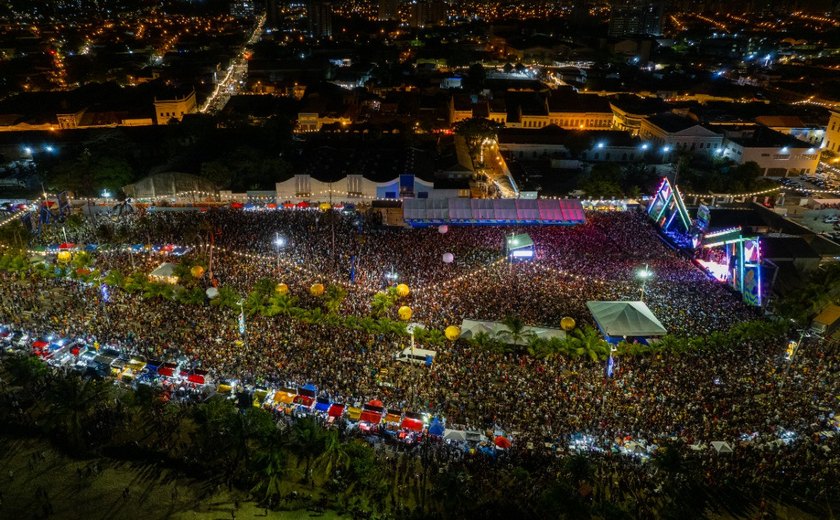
[349,254,356,284]
[606,354,615,378]
[238,309,246,336]
[39,204,51,224]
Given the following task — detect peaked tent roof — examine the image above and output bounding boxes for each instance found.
[460,319,566,344]
[586,301,667,337]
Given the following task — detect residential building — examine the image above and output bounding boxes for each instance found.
[378,0,400,20]
[608,0,664,37]
[409,0,447,28]
[308,0,333,38]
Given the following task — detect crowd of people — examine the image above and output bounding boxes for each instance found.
[6,206,839,511]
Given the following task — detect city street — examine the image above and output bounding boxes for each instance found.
[200,14,265,114]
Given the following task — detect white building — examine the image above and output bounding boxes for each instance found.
[638,113,724,158]
[721,127,819,177]
[275,173,469,203]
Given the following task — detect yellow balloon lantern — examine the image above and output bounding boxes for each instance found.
[276,283,289,295]
[310,283,325,296]
[398,306,412,321]
[395,283,410,298]
[57,251,72,263]
[445,325,461,341]
[560,317,576,331]
[190,265,205,278]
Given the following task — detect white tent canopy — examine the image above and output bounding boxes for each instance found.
[443,429,467,442]
[586,301,667,338]
[459,319,566,344]
[711,441,734,453]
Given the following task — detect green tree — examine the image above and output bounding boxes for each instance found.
[290,416,326,485]
[323,283,347,314]
[495,315,536,349]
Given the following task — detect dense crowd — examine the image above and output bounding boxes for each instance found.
[8,207,839,511]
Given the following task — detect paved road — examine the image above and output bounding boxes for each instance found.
[200,14,265,114]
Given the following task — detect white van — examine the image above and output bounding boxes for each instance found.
[395,347,437,366]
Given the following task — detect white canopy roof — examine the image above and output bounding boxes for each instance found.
[150,262,177,278]
[459,319,566,344]
[586,301,667,337]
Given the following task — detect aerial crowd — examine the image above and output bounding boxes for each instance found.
[1,207,838,513]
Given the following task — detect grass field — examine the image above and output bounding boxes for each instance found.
[0,437,346,520]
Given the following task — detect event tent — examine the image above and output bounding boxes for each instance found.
[711,441,734,454]
[149,262,178,284]
[459,319,566,344]
[586,301,667,339]
[403,198,586,226]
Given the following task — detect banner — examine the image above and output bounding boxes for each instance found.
[57,192,71,216]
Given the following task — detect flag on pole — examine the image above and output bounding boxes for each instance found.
[606,354,615,378]
[238,308,246,336]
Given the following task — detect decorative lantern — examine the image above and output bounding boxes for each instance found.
[276,283,289,295]
[190,265,205,278]
[395,283,410,298]
[57,251,72,263]
[310,283,325,296]
[398,306,412,321]
[442,252,454,264]
[438,225,448,234]
[560,317,576,331]
[445,325,461,341]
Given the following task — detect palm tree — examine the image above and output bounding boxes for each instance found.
[370,291,395,318]
[46,374,108,451]
[251,432,288,505]
[495,316,536,348]
[211,286,241,310]
[323,284,347,314]
[264,293,298,316]
[470,331,504,354]
[104,269,125,287]
[569,325,610,362]
[314,428,350,481]
[290,417,326,484]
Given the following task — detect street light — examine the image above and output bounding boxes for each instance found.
[273,233,285,269]
[637,263,653,301]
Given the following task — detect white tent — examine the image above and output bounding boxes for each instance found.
[459,319,566,344]
[586,301,667,338]
[711,441,734,454]
[443,429,467,442]
[149,262,178,284]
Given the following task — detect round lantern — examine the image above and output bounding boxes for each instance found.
[560,317,576,331]
[395,283,410,298]
[205,287,219,299]
[442,252,454,264]
[445,325,461,341]
[276,283,289,295]
[310,283,325,296]
[57,251,72,263]
[398,306,412,321]
[75,267,91,277]
[438,225,448,234]
[190,265,205,278]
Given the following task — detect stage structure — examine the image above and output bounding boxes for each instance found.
[506,233,535,262]
[697,227,763,306]
[647,177,692,234]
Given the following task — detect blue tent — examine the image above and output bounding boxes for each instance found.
[131,244,144,251]
[84,244,98,251]
[428,419,444,437]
